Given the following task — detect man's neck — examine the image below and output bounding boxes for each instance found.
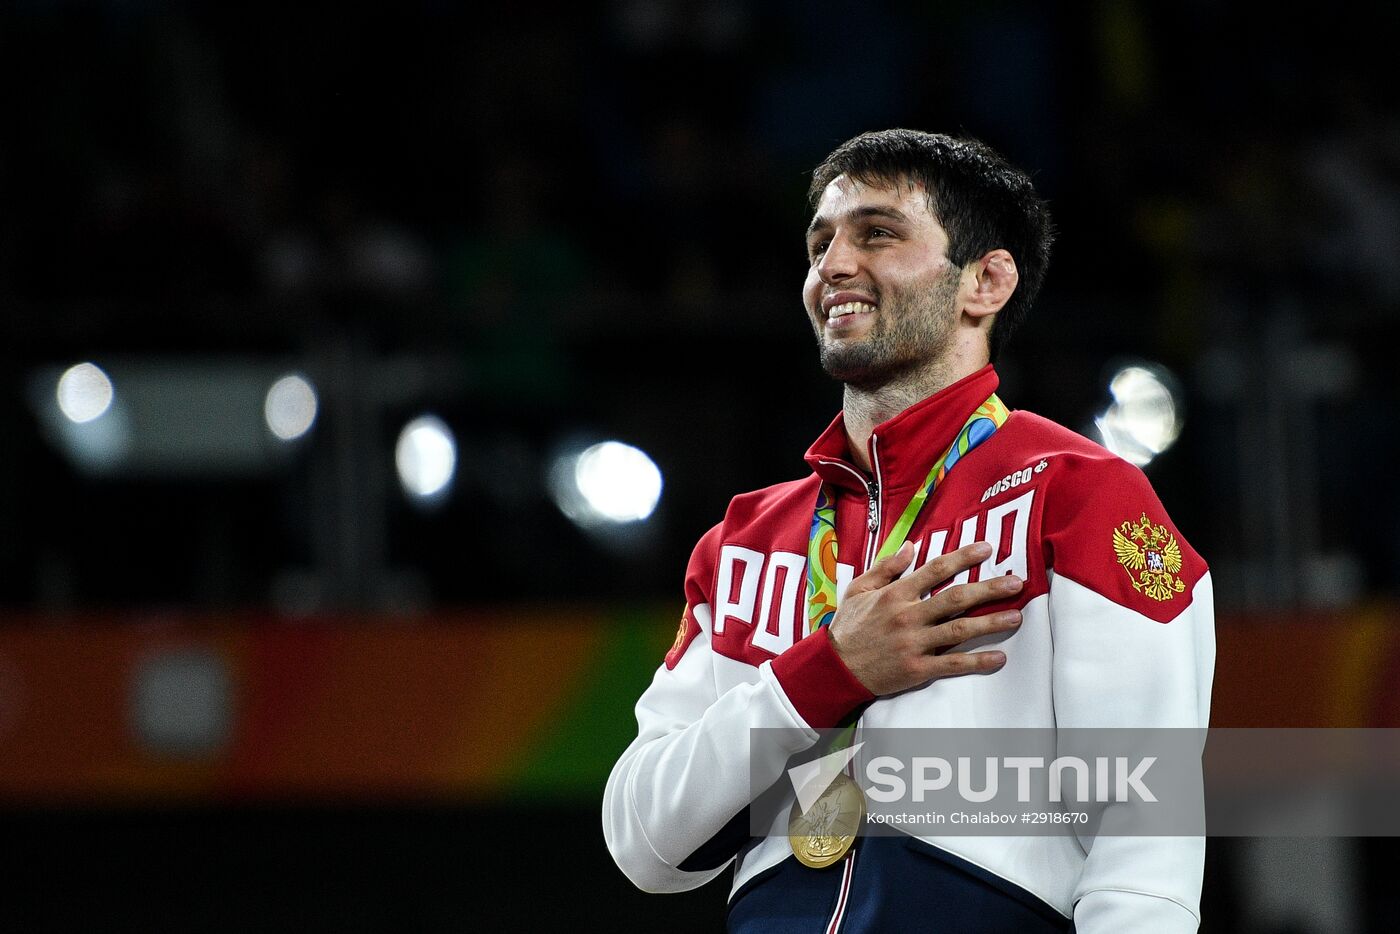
[842,352,986,472]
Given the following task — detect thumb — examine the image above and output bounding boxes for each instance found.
[846,540,915,595]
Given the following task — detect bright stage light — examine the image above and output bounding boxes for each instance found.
[550,440,662,527]
[396,415,457,499]
[264,373,318,441]
[1094,364,1183,467]
[56,363,114,424]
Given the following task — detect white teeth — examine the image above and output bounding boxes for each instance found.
[829,301,876,318]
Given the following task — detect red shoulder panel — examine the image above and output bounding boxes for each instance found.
[1039,447,1207,623]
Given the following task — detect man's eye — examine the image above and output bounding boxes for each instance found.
[809,241,829,257]
[869,228,891,239]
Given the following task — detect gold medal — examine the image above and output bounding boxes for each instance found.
[787,771,866,869]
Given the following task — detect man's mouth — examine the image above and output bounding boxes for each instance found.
[823,305,868,323]
[826,301,876,327]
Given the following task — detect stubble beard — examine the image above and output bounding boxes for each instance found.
[816,267,961,391]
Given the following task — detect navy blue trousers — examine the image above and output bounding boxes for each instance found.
[726,835,1072,933]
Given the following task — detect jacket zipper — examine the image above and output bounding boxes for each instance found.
[817,437,885,574]
[864,435,884,572]
[863,478,882,575]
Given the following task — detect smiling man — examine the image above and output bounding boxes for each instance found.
[604,130,1215,933]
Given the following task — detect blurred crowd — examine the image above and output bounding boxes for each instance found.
[2,0,1397,611]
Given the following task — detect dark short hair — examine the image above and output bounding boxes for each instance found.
[809,129,1054,360]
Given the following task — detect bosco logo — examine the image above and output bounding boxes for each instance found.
[981,459,1047,503]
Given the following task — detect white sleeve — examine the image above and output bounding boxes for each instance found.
[1049,569,1216,933]
[601,600,822,893]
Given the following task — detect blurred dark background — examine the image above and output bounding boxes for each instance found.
[2,1,1399,931]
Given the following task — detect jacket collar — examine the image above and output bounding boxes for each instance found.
[803,365,1002,494]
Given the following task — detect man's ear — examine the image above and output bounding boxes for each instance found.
[960,249,1019,321]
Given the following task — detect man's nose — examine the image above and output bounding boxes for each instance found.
[816,234,859,283]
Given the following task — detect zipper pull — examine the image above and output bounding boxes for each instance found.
[866,481,880,532]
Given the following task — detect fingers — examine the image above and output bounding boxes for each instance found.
[844,540,917,596]
[895,541,993,601]
[923,648,1008,678]
[915,572,1023,624]
[830,538,1023,694]
[923,609,1023,651]
[903,642,1010,689]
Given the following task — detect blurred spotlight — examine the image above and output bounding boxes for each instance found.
[56,362,114,423]
[1094,364,1183,467]
[396,415,457,500]
[550,440,663,527]
[264,373,319,441]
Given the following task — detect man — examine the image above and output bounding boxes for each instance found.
[603,129,1215,932]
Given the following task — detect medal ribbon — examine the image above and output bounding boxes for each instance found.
[805,393,1010,635]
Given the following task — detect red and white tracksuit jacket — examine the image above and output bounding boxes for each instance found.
[603,365,1215,932]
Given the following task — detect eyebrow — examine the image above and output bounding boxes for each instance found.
[806,205,911,238]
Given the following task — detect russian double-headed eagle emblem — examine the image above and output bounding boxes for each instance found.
[1112,513,1186,601]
